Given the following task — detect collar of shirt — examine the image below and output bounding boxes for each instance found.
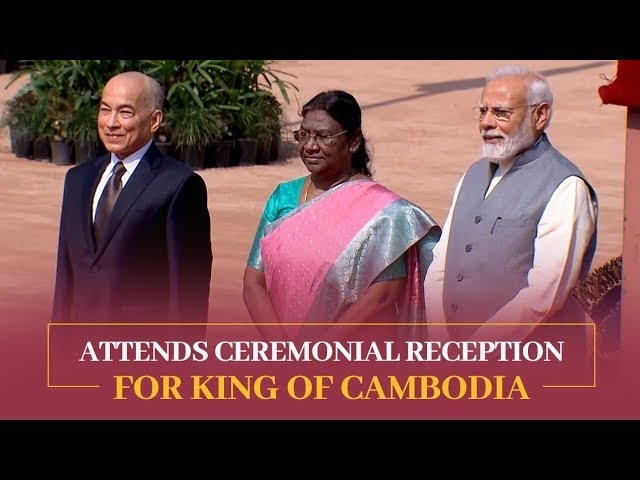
[107,140,153,185]
[487,158,515,198]
[491,132,549,178]
[494,158,515,178]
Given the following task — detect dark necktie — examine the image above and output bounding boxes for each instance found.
[94,161,126,245]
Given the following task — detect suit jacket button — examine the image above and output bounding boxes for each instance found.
[456,273,464,281]
[465,244,472,252]
[450,304,458,312]
[91,266,100,273]
[474,215,481,223]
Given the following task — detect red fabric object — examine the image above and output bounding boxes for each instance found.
[598,60,640,108]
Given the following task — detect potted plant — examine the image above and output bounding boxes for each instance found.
[231,61,295,165]
[164,104,224,170]
[0,87,36,159]
[67,96,99,165]
[231,96,264,166]
[8,60,136,166]
[20,92,52,161]
[46,93,74,166]
[255,92,284,164]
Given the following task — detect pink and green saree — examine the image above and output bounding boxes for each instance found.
[248,177,441,339]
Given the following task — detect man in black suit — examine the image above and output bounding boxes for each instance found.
[52,71,212,328]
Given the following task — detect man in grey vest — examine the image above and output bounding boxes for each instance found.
[424,65,598,353]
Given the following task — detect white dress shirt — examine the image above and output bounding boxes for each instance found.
[92,140,152,222]
[424,159,598,342]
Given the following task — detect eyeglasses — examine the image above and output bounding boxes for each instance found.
[293,129,348,147]
[473,103,541,122]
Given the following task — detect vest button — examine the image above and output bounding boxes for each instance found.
[450,304,458,312]
[91,265,100,273]
[465,244,472,252]
[456,273,463,281]
[474,215,481,223]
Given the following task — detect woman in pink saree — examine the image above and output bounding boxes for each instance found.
[243,91,441,341]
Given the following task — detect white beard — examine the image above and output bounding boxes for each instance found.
[482,116,535,162]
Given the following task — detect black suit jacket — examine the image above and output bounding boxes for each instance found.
[52,142,213,325]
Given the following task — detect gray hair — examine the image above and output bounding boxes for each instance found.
[486,65,554,129]
[147,75,165,111]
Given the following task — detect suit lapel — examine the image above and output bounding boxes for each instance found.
[95,143,163,256]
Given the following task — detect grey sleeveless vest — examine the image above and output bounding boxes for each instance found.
[442,134,598,341]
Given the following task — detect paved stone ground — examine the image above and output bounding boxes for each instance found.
[0,60,625,325]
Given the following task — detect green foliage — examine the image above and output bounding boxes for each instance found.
[67,100,99,145]
[139,60,297,144]
[3,59,298,155]
[1,87,36,136]
[7,60,138,142]
[164,105,225,149]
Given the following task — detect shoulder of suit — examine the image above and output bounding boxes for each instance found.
[64,156,105,180]
[156,155,201,176]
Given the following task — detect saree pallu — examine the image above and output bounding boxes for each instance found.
[260,179,441,339]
